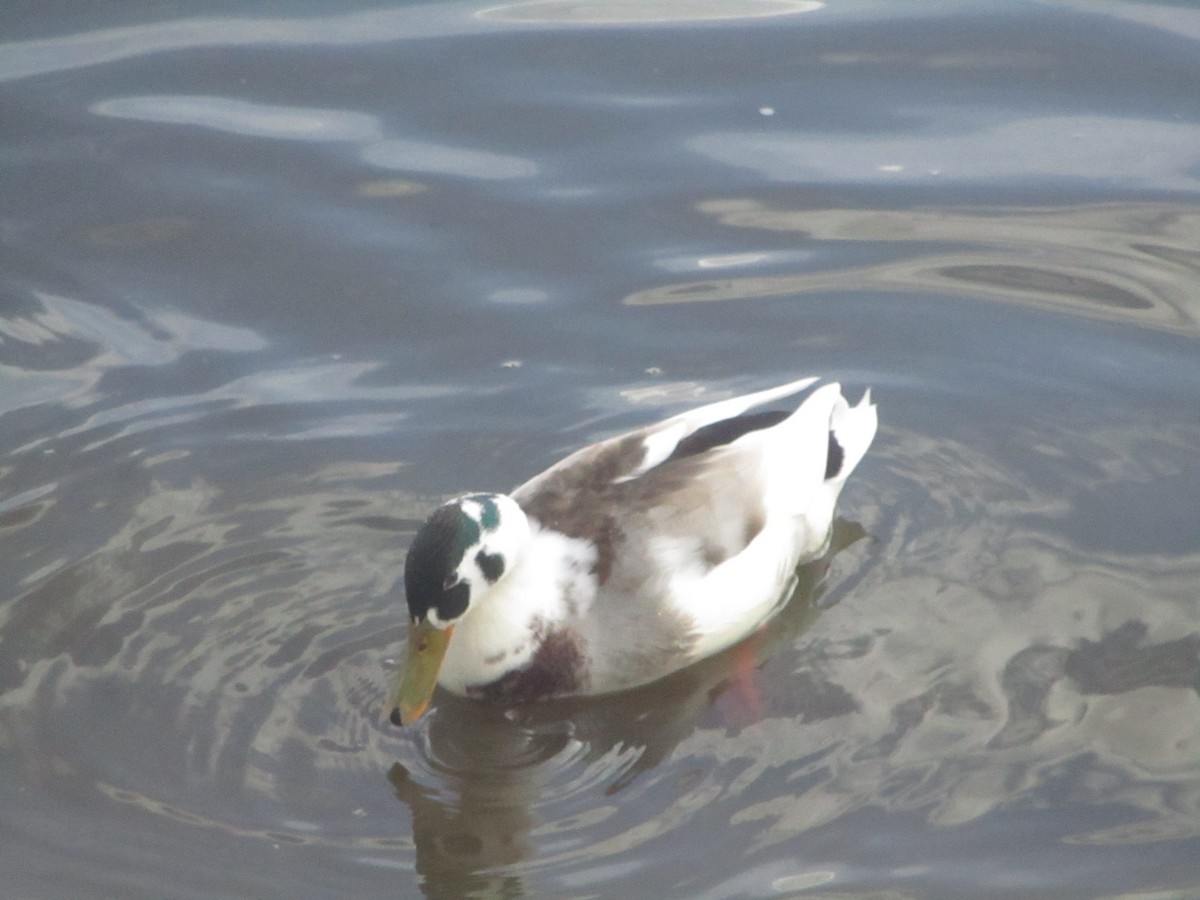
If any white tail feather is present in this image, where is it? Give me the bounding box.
[629,376,820,480]
[828,388,877,483]
[661,375,820,432]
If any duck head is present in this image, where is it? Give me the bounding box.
[388,493,529,725]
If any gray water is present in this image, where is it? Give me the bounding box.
[4,1,1200,897]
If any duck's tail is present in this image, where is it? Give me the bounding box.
[824,387,877,484]
[758,381,876,559]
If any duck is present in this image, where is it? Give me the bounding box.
[388,376,877,725]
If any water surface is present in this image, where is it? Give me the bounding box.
[4,1,1200,897]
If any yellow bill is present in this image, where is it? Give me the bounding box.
[388,620,454,726]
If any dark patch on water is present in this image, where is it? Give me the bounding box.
[1067,621,1200,695]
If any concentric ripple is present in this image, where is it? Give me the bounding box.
[7,373,1199,896]
[4,240,1200,894]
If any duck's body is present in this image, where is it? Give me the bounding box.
[390,377,877,724]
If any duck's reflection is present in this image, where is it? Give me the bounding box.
[387,519,869,897]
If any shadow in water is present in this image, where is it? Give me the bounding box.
[386,519,869,897]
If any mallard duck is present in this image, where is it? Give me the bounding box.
[389,377,877,725]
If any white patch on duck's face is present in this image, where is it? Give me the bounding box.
[424,493,530,629]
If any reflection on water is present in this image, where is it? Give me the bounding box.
[3,394,1200,895]
[0,0,822,83]
[0,443,855,886]
[627,201,1200,335]
[392,525,856,893]
[5,0,1200,895]
[689,115,1200,190]
[477,0,824,25]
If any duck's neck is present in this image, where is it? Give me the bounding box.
[437,523,598,695]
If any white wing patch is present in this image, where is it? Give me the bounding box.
[660,381,876,657]
[613,376,819,484]
[614,422,688,483]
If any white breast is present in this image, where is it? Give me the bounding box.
[437,525,598,694]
